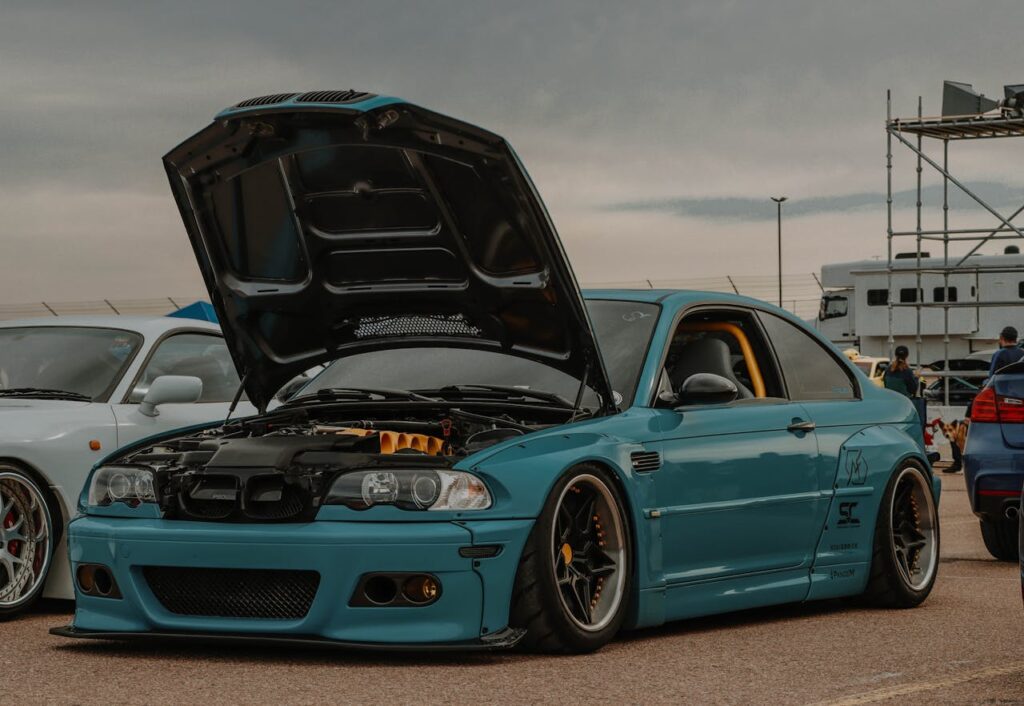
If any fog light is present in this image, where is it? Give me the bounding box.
[363,575,398,605]
[403,575,440,604]
[76,565,96,594]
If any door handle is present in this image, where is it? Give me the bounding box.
[787,420,816,433]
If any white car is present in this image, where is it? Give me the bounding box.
[0,316,255,617]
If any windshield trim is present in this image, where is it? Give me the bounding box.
[0,325,145,403]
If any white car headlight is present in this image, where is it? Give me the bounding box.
[325,469,491,511]
[88,466,157,507]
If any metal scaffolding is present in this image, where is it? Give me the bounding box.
[886,90,1024,405]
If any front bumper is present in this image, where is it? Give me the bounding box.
[59,515,533,648]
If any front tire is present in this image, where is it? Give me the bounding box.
[0,465,56,620]
[509,464,632,653]
[862,460,939,608]
[979,518,1019,561]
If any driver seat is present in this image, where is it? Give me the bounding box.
[668,337,754,399]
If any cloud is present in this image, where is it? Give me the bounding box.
[2,0,1024,302]
[609,181,1024,222]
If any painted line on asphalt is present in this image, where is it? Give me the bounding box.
[809,661,1024,705]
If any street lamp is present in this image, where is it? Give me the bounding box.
[770,196,787,307]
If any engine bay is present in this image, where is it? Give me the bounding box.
[110,405,549,522]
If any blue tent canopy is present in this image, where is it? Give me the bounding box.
[167,301,218,323]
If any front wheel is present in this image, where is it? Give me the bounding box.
[862,461,939,608]
[0,466,56,620]
[509,464,631,653]
[979,518,1019,561]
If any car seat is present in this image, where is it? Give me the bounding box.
[668,337,754,399]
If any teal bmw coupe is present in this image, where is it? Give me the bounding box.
[52,91,939,653]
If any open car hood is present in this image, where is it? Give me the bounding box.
[163,91,615,413]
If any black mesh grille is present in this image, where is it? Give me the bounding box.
[144,567,319,619]
[352,314,482,339]
[233,92,299,108]
[295,90,375,104]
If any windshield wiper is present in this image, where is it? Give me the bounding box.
[419,384,575,409]
[287,387,440,405]
[0,387,92,402]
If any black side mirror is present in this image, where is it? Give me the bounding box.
[677,373,738,406]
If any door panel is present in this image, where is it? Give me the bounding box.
[651,401,825,584]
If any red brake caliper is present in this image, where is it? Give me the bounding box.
[3,510,19,558]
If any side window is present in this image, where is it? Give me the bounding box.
[660,309,785,404]
[757,313,857,401]
[867,289,888,306]
[129,333,241,404]
[899,287,921,303]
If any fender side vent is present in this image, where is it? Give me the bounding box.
[631,451,661,472]
[233,92,299,108]
[295,90,376,104]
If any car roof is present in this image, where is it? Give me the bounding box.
[0,315,222,337]
[582,288,785,310]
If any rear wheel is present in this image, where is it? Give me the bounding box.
[979,518,1019,561]
[862,461,939,608]
[509,465,631,653]
[0,466,56,620]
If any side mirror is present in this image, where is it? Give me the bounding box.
[677,373,738,406]
[139,375,203,417]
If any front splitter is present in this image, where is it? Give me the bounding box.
[50,624,526,652]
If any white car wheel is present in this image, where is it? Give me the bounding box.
[0,466,55,618]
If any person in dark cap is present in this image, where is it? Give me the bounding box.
[989,326,1024,376]
[883,345,917,398]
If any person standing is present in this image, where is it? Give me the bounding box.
[989,326,1024,375]
[883,345,918,398]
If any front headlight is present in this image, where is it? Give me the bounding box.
[87,466,157,508]
[325,469,491,511]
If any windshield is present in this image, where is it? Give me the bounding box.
[0,326,142,401]
[819,295,848,321]
[301,300,660,408]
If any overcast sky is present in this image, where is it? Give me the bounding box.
[2,0,1024,304]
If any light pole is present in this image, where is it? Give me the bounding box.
[771,196,787,307]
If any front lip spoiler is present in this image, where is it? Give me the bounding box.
[49,624,526,652]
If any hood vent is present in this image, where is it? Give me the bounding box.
[295,90,375,104]
[233,92,299,108]
[630,451,661,472]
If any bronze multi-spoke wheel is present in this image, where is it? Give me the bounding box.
[511,465,631,653]
[0,466,55,619]
[862,460,939,608]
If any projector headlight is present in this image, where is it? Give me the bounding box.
[326,469,491,511]
[87,466,157,508]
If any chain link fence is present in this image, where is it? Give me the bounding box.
[0,274,824,323]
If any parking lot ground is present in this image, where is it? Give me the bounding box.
[4,469,1022,705]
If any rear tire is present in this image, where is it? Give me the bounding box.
[862,460,939,608]
[509,464,631,654]
[979,518,1019,561]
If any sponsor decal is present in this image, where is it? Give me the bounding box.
[837,501,860,527]
[829,542,858,551]
[830,568,856,579]
[844,449,868,486]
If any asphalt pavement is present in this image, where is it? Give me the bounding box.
[4,470,1022,705]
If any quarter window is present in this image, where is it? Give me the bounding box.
[129,333,241,403]
[757,313,856,401]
